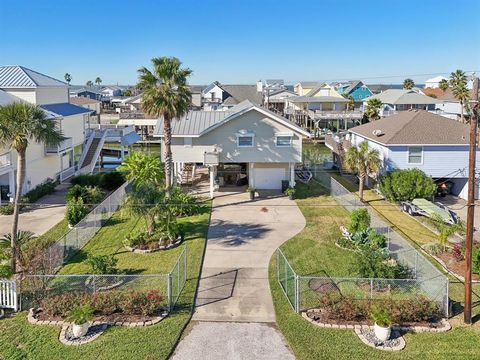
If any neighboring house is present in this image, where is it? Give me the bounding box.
[0,65,93,202]
[264,89,296,113]
[101,85,123,98]
[201,82,263,111]
[294,81,323,96]
[326,110,478,200]
[367,84,403,94]
[335,80,373,105]
[70,96,101,117]
[70,87,104,101]
[153,100,310,197]
[286,82,348,112]
[189,85,204,109]
[420,87,466,121]
[424,76,448,89]
[362,89,439,116]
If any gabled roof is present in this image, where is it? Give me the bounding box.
[349,110,469,145]
[287,95,349,103]
[0,65,67,88]
[41,103,93,117]
[70,97,101,105]
[421,88,460,102]
[305,82,330,97]
[363,89,439,105]
[220,84,263,106]
[295,81,322,88]
[71,87,104,96]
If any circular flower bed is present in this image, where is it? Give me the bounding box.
[124,235,183,254]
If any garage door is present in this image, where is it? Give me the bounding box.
[253,168,286,190]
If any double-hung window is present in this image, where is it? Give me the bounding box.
[407,146,423,164]
[237,132,254,147]
[275,133,293,147]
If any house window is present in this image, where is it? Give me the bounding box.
[237,134,254,147]
[408,146,423,164]
[275,134,293,147]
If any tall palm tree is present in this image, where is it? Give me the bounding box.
[137,57,192,196]
[64,73,72,85]
[403,78,415,90]
[86,80,93,87]
[95,77,102,87]
[439,79,449,92]
[344,141,381,202]
[0,103,64,273]
[342,93,355,111]
[450,70,470,123]
[364,98,383,121]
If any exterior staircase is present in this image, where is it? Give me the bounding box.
[78,130,107,173]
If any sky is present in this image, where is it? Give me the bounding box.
[1,0,479,86]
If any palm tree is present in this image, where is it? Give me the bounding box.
[95,77,102,87]
[450,70,470,123]
[118,152,164,187]
[342,93,355,111]
[403,78,415,90]
[344,141,381,202]
[137,57,192,196]
[439,79,449,92]
[0,103,64,273]
[431,214,464,251]
[364,98,383,121]
[64,73,72,85]
[86,80,93,87]
[0,230,37,275]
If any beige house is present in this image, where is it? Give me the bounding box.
[153,101,310,198]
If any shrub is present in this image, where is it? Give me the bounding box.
[70,173,103,187]
[367,229,387,249]
[41,292,88,317]
[0,264,13,278]
[65,198,89,226]
[85,254,118,274]
[66,184,89,202]
[347,208,371,234]
[370,305,392,327]
[99,171,125,191]
[379,169,436,202]
[424,243,444,256]
[169,187,203,217]
[119,290,163,316]
[0,203,14,215]
[22,179,57,203]
[123,230,148,248]
[353,247,412,279]
[452,243,464,261]
[66,304,94,325]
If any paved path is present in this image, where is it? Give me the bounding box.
[193,189,306,322]
[0,183,69,236]
[171,322,295,360]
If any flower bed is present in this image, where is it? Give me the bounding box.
[124,236,183,254]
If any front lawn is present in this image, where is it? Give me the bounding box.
[270,181,480,359]
[0,205,211,360]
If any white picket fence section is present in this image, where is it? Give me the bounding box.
[0,280,17,311]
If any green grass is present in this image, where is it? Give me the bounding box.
[271,179,480,359]
[0,205,211,360]
[30,219,69,249]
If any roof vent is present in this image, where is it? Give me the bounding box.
[372,129,384,137]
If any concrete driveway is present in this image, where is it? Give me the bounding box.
[441,195,480,242]
[193,188,306,323]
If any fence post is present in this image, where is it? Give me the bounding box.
[295,275,300,313]
[184,247,187,283]
[414,252,418,278]
[276,250,279,283]
[167,273,172,312]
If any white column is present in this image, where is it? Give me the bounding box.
[209,166,215,199]
[290,163,295,187]
[8,170,15,203]
[249,163,255,188]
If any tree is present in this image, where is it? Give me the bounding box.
[342,93,355,111]
[403,78,415,90]
[0,230,36,275]
[86,80,93,87]
[117,151,164,187]
[0,103,64,273]
[137,57,192,196]
[439,79,449,92]
[450,69,469,123]
[64,73,72,85]
[431,214,464,251]
[95,77,102,87]
[344,141,381,202]
[123,89,133,97]
[364,98,383,121]
[379,169,436,202]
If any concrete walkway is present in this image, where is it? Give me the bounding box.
[0,183,69,236]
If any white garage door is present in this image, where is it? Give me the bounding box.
[253,168,286,190]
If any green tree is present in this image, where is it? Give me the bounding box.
[342,93,355,111]
[117,152,164,187]
[137,57,192,196]
[0,230,36,276]
[64,73,72,85]
[344,141,381,202]
[86,80,93,87]
[0,103,64,273]
[403,78,415,90]
[431,214,464,251]
[364,98,383,121]
[95,77,102,87]
[439,79,449,92]
[379,169,436,202]
[123,89,133,97]
[450,69,470,123]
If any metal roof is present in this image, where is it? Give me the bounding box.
[287,95,349,103]
[0,65,67,88]
[364,89,439,105]
[41,103,93,117]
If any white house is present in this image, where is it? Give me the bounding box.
[201,82,263,111]
[326,110,479,200]
[153,100,310,198]
[424,76,448,89]
[362,89,439,116]
[0,65,94,203]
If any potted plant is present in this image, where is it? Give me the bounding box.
[246,186,255,200]
[284,187,296,200]
[66,304,94,338]
[370,305,392,342]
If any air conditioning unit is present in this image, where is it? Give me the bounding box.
[372,129,384,137]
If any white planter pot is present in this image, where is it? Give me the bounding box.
[374,323,391,342]
[71,322,89,338]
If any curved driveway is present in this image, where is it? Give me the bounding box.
[193,189,306,323]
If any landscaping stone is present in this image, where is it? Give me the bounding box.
[355,328,406,351]
[59,324,108,346]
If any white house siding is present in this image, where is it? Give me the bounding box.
[250,162,289,189]
[4,89,36,104]
[35,87,69,105]
[61,114,86,148]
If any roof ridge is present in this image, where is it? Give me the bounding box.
[17,66,38,86]
[19,65,67,86]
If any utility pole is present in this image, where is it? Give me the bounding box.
[464,75,479,324]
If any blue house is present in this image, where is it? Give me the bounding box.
[335,80,373,104]
[70,88,104,101]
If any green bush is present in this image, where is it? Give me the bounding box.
[70,173,103,187]
[66,184,89,202]
[66,304,94,325]
[123,230,148,248]
[347,208,371,234]
[350,229,386,250]
[65,198,89,226]
[379,169,436,202]
[0,264,13,278]
[22,178,57,203]
[169,186,203,217]
[473,246,480,275]
[353,247,411,279]
[85,254,118,274]
[99,171,125,191]
[0,203,14,215]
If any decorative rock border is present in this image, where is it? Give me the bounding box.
[428,253,480,284]
[28,308,168,328]
[355,327,406,351]
[124,237,183,254]
[59,324,108,346]
[302,310,451,333]
[84,276,125,291]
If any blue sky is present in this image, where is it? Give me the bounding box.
[1,0,479,85]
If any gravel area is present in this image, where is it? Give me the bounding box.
[172,322,295,360]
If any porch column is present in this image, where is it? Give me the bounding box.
[209,166,215,199]
[289,163,295,187]
[249,163,255,188]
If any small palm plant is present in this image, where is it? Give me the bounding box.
[431,214,464,251]
[364,98,383,121]
[117,152,164,187]
[0,230,37,275]
[403,78,415,90]
[344,142,381,202]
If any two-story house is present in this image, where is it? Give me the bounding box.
[153,100,310,198]
[201,82,263,111]
[0,65,93,203]
[335,80,373,106]
[326,110,478,200]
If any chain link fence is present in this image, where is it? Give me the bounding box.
[168,247,188,310]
